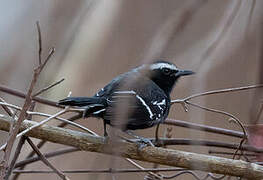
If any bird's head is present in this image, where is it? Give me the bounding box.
[140,60,194,95]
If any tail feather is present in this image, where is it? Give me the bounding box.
[58,97,107,107]
[58,96,107,117]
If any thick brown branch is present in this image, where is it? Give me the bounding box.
[0,115,262,179]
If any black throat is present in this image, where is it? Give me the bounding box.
[150,76,178,96]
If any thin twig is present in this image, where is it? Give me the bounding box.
[0,21,55,179]
[39,47,55,71]
[0,98,15,117]
[0,84,59,107]
[171,84,263,104]
[255,103,263,124]
[185,101,246,137]
[164,118,243,138]
[9,169,227,180]
[0,102,93,134]
[26,137,69,180]
[25,101,35,120]
[0,108,68,151]
[163,170,225,180]
[33,78,65,97]
[36,21,42,65]
[5,136,26,180]
[28,111,97,135]
[126,158,162,179]
[11,102,36,180]
[14,147,79,168]
[0,56,42,178]
[12,113,82,180]
[185,101,247,159]
[12,168,185,174]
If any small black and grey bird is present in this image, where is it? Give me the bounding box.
[58,60,194,139]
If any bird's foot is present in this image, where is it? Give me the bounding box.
[153,138,164,147]
[136,137,155,149]
[102,135,109,144]
[125,131,154,149]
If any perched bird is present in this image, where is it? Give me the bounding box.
[58,60,194,140]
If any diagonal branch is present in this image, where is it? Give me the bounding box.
[26,137,69,180]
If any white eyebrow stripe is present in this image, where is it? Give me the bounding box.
[150,63,177,70]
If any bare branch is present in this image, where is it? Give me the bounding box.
[33,78,65,97]
[0,116,262,179]
[0,102,94,135]
[0,98,15,117]
[5,136,26,180]
[12,168,185,174]
[0,84,59,107]
[0,108,67,151]
[185,101,247,160]
[126,158,162,179]
[26,137,69,180]
[14,147,79,168]
[171,84,263,104]
[12,113,82,180]
[164,118,243,138]
[36,21,42,65]
[0,53,44,177]
[39,47,55,72]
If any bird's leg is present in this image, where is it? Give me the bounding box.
[154,123,160,145]
[126,130,154,148]
[154,124,164,147]
[103,120,108,137]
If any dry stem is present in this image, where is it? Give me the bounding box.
[0,116,262,179]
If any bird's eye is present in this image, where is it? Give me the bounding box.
[162,68,170,75]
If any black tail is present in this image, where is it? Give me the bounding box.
[58,97,107,107]
[58,96,107,117]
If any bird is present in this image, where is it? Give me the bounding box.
[58,60,194,141]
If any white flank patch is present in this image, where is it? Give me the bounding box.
[135,94,154,119]
[93,109,106,115]
[114,90,154,119]
[150,63,177,70]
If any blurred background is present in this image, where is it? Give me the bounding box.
[0,0,262,179]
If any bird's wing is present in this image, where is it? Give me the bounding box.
[94,73,128,97]
[103,84,169,130]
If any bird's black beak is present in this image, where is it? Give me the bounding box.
[175,69,195,76]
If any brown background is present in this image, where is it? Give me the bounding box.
[0,0,262,179]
